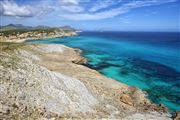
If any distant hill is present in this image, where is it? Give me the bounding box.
[0,24,77,31]
[0,24,32,30]
[59,25,76,31]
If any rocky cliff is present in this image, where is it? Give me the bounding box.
[0,27,77,42]
[0,43,172,119]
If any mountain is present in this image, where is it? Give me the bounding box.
[0,24,77,31]
[0,24,32,30]
[59,25,76,31]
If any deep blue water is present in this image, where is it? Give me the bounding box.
[27,32,180,111]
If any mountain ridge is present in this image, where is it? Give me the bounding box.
[0,24,77,31]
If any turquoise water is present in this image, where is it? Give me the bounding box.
[28,32,180,111]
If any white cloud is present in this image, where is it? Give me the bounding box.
[0,0,35,17]
[59,0,178,20]
[59,8,128,20]
[0,0,178,20]
[58,0,90,13]
[89,0,122,12]
[60,5,84,13]
[0,0,54,17]
[59,0,90,5]
[60,0,80,5]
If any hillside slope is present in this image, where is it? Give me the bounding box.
[0,43,172,119]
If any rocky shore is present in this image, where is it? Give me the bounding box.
[0,42,174,119]
[0,28,77,43]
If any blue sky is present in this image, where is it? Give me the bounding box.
[0,0,179,31]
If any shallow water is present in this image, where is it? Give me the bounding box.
[28,32,180,111]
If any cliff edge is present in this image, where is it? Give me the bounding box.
[0,43,172,119]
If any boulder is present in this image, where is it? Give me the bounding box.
[173,112,180,120]
[120,94,133,106]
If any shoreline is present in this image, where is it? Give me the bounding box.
[0,35,77,43]
[24,36,178,112]
[0,28,78,43]
[0,41,175,119]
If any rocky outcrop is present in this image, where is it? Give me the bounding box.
[0,29,77,42]
[120,94,134,106]
[173,112,180,120]
[0,43,173,119]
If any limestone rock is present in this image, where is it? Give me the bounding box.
[124,112,172,120]
[0,43,173,119]
[120,94,133,106]
[173,112,180,120]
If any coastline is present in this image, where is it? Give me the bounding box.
[0,28,78,43]
[0,40,175,119]
[1,35,76,43]
[0,0,178,118]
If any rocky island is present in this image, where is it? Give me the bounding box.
[0,25,178,119]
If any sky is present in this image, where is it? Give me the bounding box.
[0,0,179,32]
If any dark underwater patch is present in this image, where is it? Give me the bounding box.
[131,58,180,82]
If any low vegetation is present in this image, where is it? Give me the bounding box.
[0,28,77,42]
[0,28,75,36]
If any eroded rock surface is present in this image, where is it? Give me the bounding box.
[173,112,180,120]
[0,43,173,119]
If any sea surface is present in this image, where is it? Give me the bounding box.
[28,32,180,111]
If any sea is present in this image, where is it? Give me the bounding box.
[27,31,180,111]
